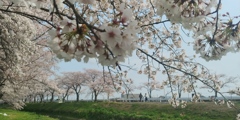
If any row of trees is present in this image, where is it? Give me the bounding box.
[0,10,58,109]
[26,68,238,103]
[57,69,115,102]
[27,69,126,102]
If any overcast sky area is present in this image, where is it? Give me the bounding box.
[57,1,240,100]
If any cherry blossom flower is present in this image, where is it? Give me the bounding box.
[100,26,122,47]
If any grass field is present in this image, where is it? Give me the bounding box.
[0,108,57,120]
[20,101,240,120]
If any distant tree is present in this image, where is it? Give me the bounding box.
[84,69,106,101]
[201,74,238,97]
[45,80,61,102]
[60,72,86,101]
[140,80,161,98]
[57,77,74,102]
[171,75,196,98]
[101,73,116,101]
[121,78,136,101]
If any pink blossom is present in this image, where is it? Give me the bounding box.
[100,26,122,47]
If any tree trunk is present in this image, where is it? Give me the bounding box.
[126,90,129,100]
[94,91,98,102]
[50,92,54,102]
[62,97,65,102]
[178,93,181,98]
[62,93,66,102]
[214,90,218,97]
[63,88,70,102]
[178,84,182,98]
[46,94,49,101]
[40,94,44,103]
[76,93,79,102]
[29,95,32,102]
[91,92,94,101]
[0,93,3,99]
[94,94,97,102]
[149,90,152,98]
[33,96,36,103]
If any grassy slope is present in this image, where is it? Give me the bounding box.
[22,102,239,120]
[0,108,57,120]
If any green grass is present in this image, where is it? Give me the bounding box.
[21,101,240,120]
[0,108,57,120]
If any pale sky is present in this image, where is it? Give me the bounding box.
[57,1,240,100]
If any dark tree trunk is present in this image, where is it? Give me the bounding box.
[94,94,97,102]
[76,93,79,102]
[40,94,44,103]
[62,88,70,102]
[62,97,65,102]
[94,90,98,102]
[33,96,36,103]
[0,93,3,99]
[62,93,66,102]
[178,84,182,98]
[214,90,218,97]
[178,93,181,98]
[50,92,54,102]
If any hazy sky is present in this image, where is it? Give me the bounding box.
[57,1,240,100]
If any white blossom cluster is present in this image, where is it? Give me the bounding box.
[0,4,57,109]
[153,0,240,60]
[237,113,240,120]
[168,98,180,108]
[1,0,239,63]
[47,3,139,67]
[168,93,188,108]
[113,71,134,93]
[0,11,37,109]
[155,0,217,24]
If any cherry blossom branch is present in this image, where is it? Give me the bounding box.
[0,8,56,28]
[137,48,234,103]
[141,19,170,27]
[40,8,74,20]
[212,0,221,40]
[163,65,177,105]
[52,0,63,20]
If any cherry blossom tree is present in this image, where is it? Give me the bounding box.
[25,81,48,103]
[60,72,86,101]
[84,69,106,101]
[0,11,36,109]
[57,76,75,102]
[100,72,116,101]
[0,32,57,108]
[0,8,57,108]
[45,79,61,102]
[140,80,161,98]
[115,71,136,101]
[201,74,238,98]
[167,75,196,98]
[103,85,116,101]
